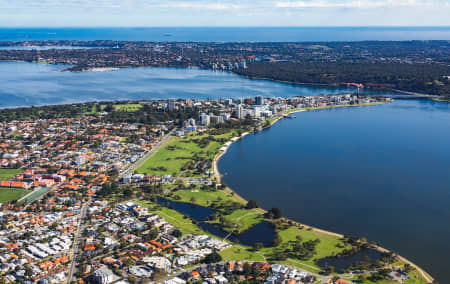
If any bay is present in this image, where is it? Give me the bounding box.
[218,99,450,281]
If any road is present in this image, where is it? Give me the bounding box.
[66,201,90,284]
[119,128,176,178]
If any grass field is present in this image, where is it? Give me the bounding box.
[220,208,265,233]
[136,131,238,177]
[219,223,350,271]
[171,187,246,207]
[114,104,143,112]
[344,270,428,284]
[0,188,30,203]
[0,169,22,181]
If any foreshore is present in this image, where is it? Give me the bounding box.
[212,101,434,283]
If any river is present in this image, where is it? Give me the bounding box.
[218,99,450,281]
[0,61,395,108]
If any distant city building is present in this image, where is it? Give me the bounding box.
[255,96,264,105]
[235,104,244,119]
[199,113,210,126]
[93,267,118,284]
[220,113,231,121]
[168,99,176,111]
[210,115,224,124]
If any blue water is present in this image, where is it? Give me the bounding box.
[0,61,396,108]
[0,46,99,50]
[1,27,450,42]
[317,249,383,273]
[157,198,215,222]
[157,198,276,247]
[218,99,450,281]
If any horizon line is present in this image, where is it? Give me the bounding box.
[1,25,450,28]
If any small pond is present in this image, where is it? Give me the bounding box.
[157,198,276,247]
[317,249,384,273]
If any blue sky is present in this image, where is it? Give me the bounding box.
[1,0,450,27]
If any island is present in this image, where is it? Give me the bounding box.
[0,94,435,284]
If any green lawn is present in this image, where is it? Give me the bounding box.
[266,116,281,125]
[137,131,238,177]
[0,188,30,203]
[220,222,351,272]
[265,226,349,267]
[114,104,143,112]
[171,187,246,207]
[346,270,428,284]
[0,169,22,181]
[220,246,266,262]
[220,208,265,233]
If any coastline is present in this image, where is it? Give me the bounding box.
[212,101,434,283]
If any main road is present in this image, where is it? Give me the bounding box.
[66,201,90,284]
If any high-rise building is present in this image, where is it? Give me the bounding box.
[255,96,264,105]
[199,113,210,126]
[236,104,244,119]
[168,100,176,111]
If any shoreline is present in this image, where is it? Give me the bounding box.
[212,102,434,283]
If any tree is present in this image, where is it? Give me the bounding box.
[202,251,222,264]
[246,200,258,209]
[403,263,413,273]
[123,188,133,198]
[268,207,282,219]
[172,229,182,238]
[273,248,288,261]
[253,242,263,250]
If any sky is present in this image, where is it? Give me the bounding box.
[1,0,450,27]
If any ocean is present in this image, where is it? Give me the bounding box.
[1,27,450,42]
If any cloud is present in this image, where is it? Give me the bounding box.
[275,0,435,9]
[160,2,240,10]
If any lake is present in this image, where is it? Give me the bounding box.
[1,27,450,42]
[0,61,394,108]
[218,99,450,281]
[157,198,276,247]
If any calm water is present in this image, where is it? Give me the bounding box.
[1,27,450,42]
[317,249,383,273]
[0,61,394,108]
[157,198,276,246]
[219,99,450,281]
[0,46,99,50]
